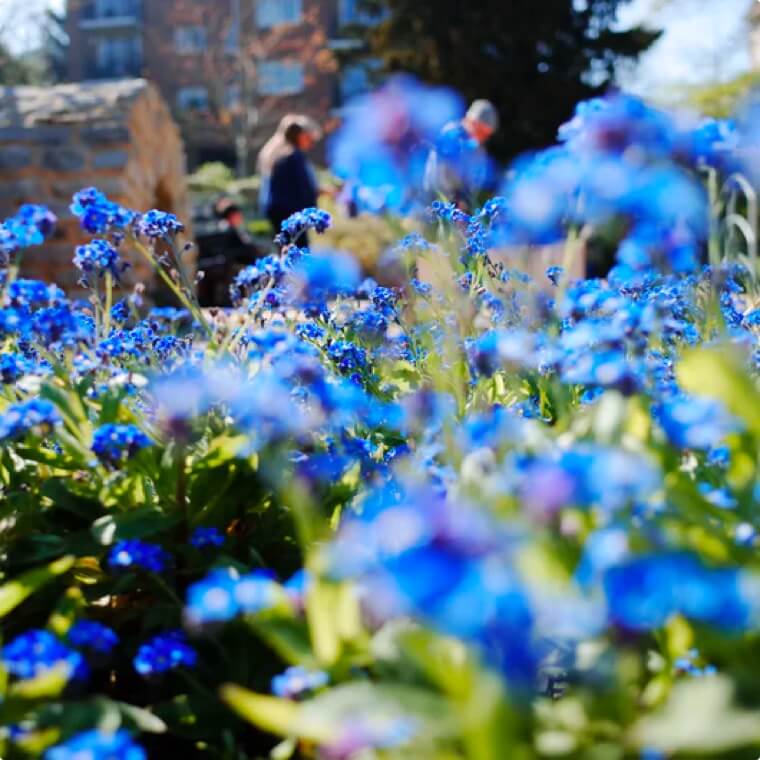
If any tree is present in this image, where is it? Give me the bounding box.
[347,0,660,161]
[0,0,68,85]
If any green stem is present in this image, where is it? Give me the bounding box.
[175,443,188,526]
[103,271,113,337]
[129,237,214,340]
[149,571,184,607]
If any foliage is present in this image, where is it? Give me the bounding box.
[342,0,661,161]
[686,72,760,119]
[2,83,760,760]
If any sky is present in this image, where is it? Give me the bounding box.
[616,0,753,97]
[1,0,754,97]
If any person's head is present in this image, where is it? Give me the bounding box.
[284,116,322,152]
[464,99,499,144]
[214,197,244,226]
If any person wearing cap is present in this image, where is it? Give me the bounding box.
[423,99,500,210]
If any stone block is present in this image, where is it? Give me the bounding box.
[0,146,33,169]
[43,148,86,172]
[0,126,72,145]
[51,178,126,199]
[81,124,130,144]
[92,150,130,170]
[0,178,41,199]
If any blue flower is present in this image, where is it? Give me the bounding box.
[73,239,126,281]
[296,321,326,341]
[348,309,388,341]
[45,730,145,760]
[0,205,57,260]
[329,74,462,213]
[327,340,368,374]
[92,424,152,466]
[0,399,61,442]
[271,666,328,699]
[111,300,130,323]
[656,396,741,450]
[133,630,197,676]
[370,286,399,316]
[516,445,661,517]
[185,568,280,625]
[0,352,29,384]
[135,209,185,239]
[190,526,225,549]
[70,187,134,234]
[287,250,360,304]
[8,278,64,308]
[275,207,331,245]
[67,621,119,654]
[604,553,752,631]
[108,540,169,573]
[2,629,88,681]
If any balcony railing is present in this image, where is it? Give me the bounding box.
[79,0,142,29]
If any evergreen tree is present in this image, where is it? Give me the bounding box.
[348,0,660,161]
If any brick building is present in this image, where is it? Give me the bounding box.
[65,0,374,169]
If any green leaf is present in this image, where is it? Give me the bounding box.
[677,347,760,436]
[0,555,74,619]
[220,685,306,739]
[222,681,454,746]
[248,618,316,666]
[304,581,364,667]
[630,675,760,753]
[91,510,179,546]
[117,702,168,734]
[8,664,70,701]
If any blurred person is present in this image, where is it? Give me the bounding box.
[197,197,261,306]
[424,99,500,210]
[257,114,300,217]
[257,115,322,242]
[214,196,259,259]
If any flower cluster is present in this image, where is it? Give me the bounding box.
[133,631,197,676]
[92,423,153,466]
[70,187,134,234]
[135,209,185,239]
[45,730,145,760]
[271,666,329,699]
[73,238,128,283]
[3,82,760,760]
[2,630,88,681]
[274,207,332,245]
[66,621,120,654]
[0,204,57,264]
[0,399,62,442]
[185,568,281,625]
[108,539,169,573]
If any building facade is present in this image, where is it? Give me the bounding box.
[65,0,372,169]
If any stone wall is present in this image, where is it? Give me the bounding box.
[0,79,191,292]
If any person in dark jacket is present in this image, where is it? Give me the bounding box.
[262,119,321,244]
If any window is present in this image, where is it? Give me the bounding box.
[340,63,370,102]
[175,26,207,54]
[176,87,210,112]
[257,60,304,96]
[94,0,136,18]
[95,36,141,76]
[255,0,302,29]
[225,19,240,54]
[338,0,378,26]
